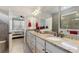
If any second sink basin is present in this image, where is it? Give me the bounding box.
[46,37,62,41]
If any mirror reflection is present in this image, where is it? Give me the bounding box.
[60,6,79,29]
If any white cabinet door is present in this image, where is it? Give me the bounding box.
[36,44,45,53]
[27,31,36,53]
[27,31,31,40]
[30,34,36,53]
[46,42,68,53]
[36,37,45,53]
[26,31,31,45]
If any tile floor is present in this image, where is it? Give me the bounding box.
[11,38,31,53]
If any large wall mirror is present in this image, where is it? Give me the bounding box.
[60,6,79,29]
[40,19,46,26]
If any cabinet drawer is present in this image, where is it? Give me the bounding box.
[36,37,45,47]
[27,32,31,39]
[36,42,44,49]
[27,39,31,46]
[36,48,45,53]
[36,44,45,53]
[31,39,35,46]
[46,42,68,53]
[31,36,35,42]
[30,43,36,53]
[27,32,30,36]
[31,47,36,53]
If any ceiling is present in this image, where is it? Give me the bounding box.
[0,6,59,20]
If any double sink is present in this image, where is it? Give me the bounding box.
[35,30,79,51]
[46,35,78,51]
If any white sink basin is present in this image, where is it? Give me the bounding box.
[61,42,78,50]
[46,37,62,41]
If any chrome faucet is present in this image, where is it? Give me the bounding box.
[58,31,64,38]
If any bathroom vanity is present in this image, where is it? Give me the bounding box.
[25,30,79,53]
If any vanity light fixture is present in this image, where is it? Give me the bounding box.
[32,7,41,16]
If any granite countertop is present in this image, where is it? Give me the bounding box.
[28,31,79,53]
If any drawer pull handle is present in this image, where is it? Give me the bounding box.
[45,52,48,53]
[42,49,45,51]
